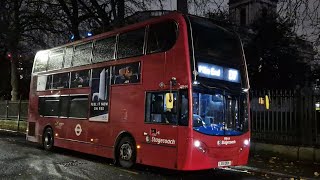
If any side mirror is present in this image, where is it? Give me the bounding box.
[165,93,174,109]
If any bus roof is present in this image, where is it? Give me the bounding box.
[40,11,185,52]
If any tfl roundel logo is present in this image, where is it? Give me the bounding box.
[75,124,82,136]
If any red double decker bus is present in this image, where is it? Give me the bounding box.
[27,12,250,170]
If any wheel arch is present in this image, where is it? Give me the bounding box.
[42,124,54,150]
[113,131,136,164]
[42,124,53,136]
[41,124,53,138]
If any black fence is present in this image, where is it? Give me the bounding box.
[250,88,320,146]
[0,100,28,121]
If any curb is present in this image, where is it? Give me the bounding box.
[0,129,26,136]
[251,142,320,163]
[231,166,316,180]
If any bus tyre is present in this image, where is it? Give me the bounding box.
[117,137,136,168]
[43,127,54,151]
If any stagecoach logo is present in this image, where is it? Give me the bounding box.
[151,137,176,145]
[54,121,64,129]
[75,124,82,136]
[145,135,151,143]
[217,137,236,146]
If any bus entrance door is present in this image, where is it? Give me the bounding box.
[140,124,178,169]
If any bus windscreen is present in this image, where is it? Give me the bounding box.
[192,91,249,136]
[190,17,242,63]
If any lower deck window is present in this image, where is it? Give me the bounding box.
[145,92,178,124]
[38,95,88,119]
[39,97,59,116]
[69,96,88,118]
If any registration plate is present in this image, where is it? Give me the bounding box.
[218,161,232,167]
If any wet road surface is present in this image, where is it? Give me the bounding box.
[0,131,304,180]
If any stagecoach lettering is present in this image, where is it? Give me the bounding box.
[151,137,176,145]
[54,121,64,129]
[217,139,236,146]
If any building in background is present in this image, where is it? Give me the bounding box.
[229,0,278,26]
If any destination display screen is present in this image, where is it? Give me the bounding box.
[197,62,240,83]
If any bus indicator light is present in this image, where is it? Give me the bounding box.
[243,139,250,146]
[194,140,207,153]
[194,140,201,147]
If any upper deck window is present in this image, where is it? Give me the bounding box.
[73,42,92,67]
[48,49,64,70]
[117,28,145,59]
[52,73,70,89]
[190,17,242,63]
[70,70,90,88]
[93,36,116,63]
[64,46,73,68]
[147,21,178,54]
[33,51,49,73]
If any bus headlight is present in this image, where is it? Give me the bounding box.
[243,139,250,146]
[194,140,208,153]
[194,140,201,147]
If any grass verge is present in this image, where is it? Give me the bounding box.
[0,119,27,133]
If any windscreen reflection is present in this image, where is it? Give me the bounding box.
[192,92,248,136]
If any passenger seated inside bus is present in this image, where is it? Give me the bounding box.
[150,93,177,124]
[71,71,89,88]
[151,95,164,122]
[73,72,84,87]
[115,66,139,84]
[163,109,177,124]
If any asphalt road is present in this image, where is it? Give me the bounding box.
[0,131,279,180]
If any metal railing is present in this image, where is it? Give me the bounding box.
[0,100,28,121]
[250,89,320,146]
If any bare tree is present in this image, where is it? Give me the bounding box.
[53,0,152,38]
[0,0,59,100]
[188,0,228,17]
[277,0,320,45]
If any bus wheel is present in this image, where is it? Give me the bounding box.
[117,137,136,168]
[43,127,54,151]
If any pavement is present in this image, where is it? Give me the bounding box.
[234,151,320,179]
